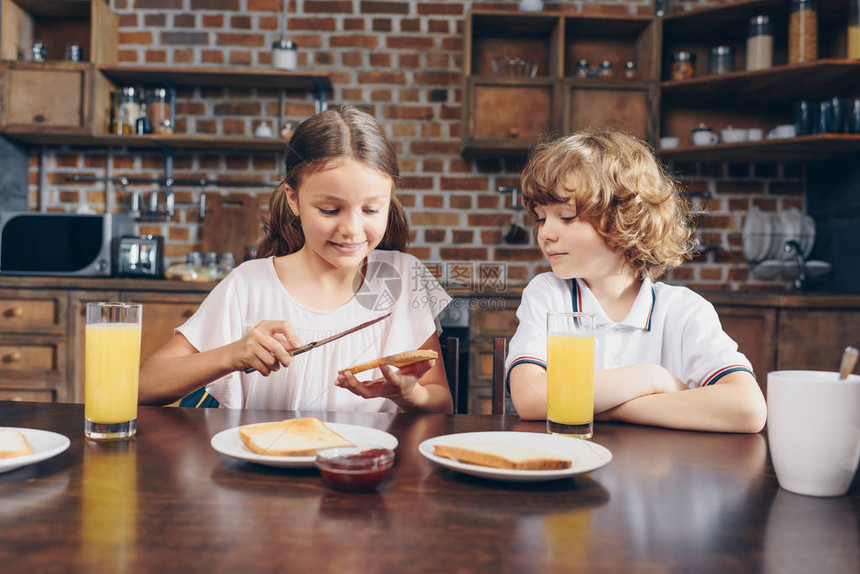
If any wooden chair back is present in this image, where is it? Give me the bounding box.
[492,337,508,415]
[443,336,465,413]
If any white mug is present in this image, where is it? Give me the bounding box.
[747,128,763,141]
[767,124,796,139]
[690,129,718,146]
[659,136,679,149]
[767,370,860,497]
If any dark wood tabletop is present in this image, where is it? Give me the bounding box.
[1,402,858,573]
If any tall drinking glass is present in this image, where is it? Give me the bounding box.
[546,312,596,438]
[85,303,142,441]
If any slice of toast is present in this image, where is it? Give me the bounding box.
[339,349,438,376]
[238,417,353,457]
[433,441,572,471]
[0,429,34,459]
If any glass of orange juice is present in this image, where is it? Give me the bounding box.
[85,302,142,441]
[546,312,596,438]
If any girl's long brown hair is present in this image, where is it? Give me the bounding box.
[257,105,409,258]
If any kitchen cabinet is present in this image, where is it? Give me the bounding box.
[0,0,116,134]
[713,304,777,385]
[0,277,210,403]
[461,9,658,156]
[658,0,860,162]
[0,288,68,402]
[776,308,860,371]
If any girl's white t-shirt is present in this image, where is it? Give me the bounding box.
[177,250,451,411]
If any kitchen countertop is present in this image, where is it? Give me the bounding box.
[2,276,860,308]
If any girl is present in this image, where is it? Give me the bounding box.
[507,130,767,433]
[140,106,452,413]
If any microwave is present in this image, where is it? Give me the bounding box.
[0,212,134,276]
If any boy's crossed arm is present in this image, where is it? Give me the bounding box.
[510,363,766,433]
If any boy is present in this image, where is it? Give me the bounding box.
[507,131,767,433]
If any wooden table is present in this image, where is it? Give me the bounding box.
[1,402,858,573]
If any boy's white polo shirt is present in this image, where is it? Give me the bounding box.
[506,273,754,389]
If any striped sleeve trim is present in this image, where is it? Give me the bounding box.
[703,365,756,386]
[505,357,548,393]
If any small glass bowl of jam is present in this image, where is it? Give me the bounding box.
[315,446,395,492]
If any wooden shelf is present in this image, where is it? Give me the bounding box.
[661,60,860,103]
[98,65,332,92]
[657,134,860,163]
[0,130,288,152]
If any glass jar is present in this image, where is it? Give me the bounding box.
[575,59,590,79]
[849,0,860,59]
[31,40,46,62]
[203,252,219,281]
[596,60,614,79]
[670,51,696,81]
[148,88,173,135]
[746,15,773,71]
[708,46,734,75]
[623,61,636,80]
[789,0,818,64]
[217,252,235,279]
[272,38,298,70]
[115,87,141,136]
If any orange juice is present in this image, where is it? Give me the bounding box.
[85,323,141,424]
[547,334,595,428]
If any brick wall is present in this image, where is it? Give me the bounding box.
[30,0,799,291]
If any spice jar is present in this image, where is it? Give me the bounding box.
[574,59,590,79]
[789,0,818,64]
[670,51,696,81]
[115,87,141,136]
[596,60,614,79]
[850,0,860,59]
[746,15,773,71]
[623,61,636,80]
[148,88,173,135]
[708,46,734,75]
[272,39,298,70]
[31,41,46,62]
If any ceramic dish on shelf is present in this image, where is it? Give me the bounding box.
[800,214,816,259]
[742,207,762,262]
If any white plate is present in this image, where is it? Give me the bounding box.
[801,214,816,259]
[419,431,612,482]
[742,207,761,262]
[0,427,71,474]
[210,421,398,468]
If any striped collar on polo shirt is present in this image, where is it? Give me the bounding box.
[570,277,657,332]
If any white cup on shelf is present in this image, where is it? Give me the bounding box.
[659,136,680,149]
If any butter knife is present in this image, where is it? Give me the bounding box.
[243,312,392,373]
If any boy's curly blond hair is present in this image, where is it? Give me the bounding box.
[520,130,696,280]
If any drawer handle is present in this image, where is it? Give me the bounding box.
[183,309,194,318]
[4,306,24,318]
[4,352,22,363]
[508,128,520,139]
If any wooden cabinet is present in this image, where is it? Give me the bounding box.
[462,10,658,156]
[0,0,116,134]
[658,0,860,163]
[0,278,209,403]
[713,305,777,388]
[776,308,860,371]
[0,61,111,133]
[0,288,69,402]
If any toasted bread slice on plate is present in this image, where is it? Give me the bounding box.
[0,429,34,459]
[433,441,572,471]
[238,417,354,457]
[339,349,438,376]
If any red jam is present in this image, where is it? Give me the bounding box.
[315,446,394,492]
